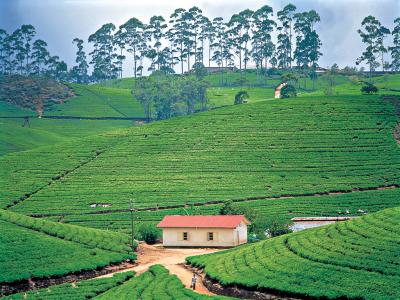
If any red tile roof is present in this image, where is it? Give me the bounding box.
[157,215,250,229]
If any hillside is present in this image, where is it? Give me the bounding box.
[2,272,134,300]
[0,84,144,155]
[94,265,232,300]
[187,207,400,299]
[0,93,399,231]
[0,209,135,286]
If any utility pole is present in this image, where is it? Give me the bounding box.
[129,198,135,254]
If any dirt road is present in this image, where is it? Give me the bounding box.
[97,243,221,296]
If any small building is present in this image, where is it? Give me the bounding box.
[157,215,250,248]
[275,82,287,98]
[290,216,356,232]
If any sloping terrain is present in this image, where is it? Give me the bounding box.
[94,265,232,300]
[2,272,134,300]
[1,94,399,218]
[0,84,144,155]
[0,209,135,285]
[187,207,400,300]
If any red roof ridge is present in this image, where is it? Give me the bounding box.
[157,215,250,229]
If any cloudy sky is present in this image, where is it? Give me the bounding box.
[0,0,398,77]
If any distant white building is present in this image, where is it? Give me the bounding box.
[157,215,251,248]
[290,216,356,232]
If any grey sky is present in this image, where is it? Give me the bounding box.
[0,0,399,77]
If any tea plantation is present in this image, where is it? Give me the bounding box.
[94,265,233,300]
[187,207,400,300]
[0,209,135,284]
[2,94,399,219]
[2,272,134,300]
[0,84,144,155]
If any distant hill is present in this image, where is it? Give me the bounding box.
[0,75,73,114]
[187,206,400,300]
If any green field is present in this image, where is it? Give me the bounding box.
[94,265,232,300]
[1,94,399,217]
[2,272,134,300]
[0,84,145,155]
[187,207,400,299]
[0,209,135,284]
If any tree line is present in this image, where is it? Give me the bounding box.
[0,6,399,83]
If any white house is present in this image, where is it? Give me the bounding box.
[157,215,251,248]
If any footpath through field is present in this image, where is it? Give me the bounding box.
[96,243,221,296]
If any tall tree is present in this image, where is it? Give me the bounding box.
[357,16,389,74]
[389,18,400,71]
[276,4,296,69]
[113,28,127,79]
[146,16,167,71]
[119,18,147,78]
[252,5,276,73]
[228,9,254,70]
[88,23,118,81]
[169,8,187,74]
[31,39,50,75]
[294,10,322,69]
[0,29,8,74]
[71,38,89,83]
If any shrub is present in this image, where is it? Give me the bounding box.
[280,84,297,98]
[137,223,161,244]
[361,82,378,94]
[234,91,249,105]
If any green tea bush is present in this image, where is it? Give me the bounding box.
[187,207,400,300]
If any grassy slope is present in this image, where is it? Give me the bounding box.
[94,265,233,300]
[0,209,134,284]
[2,272,134,300]
[187,207,400,300]
[0,84,144,155]
[0,93,399,221]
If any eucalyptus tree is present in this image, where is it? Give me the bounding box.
[30,39,50,75]
[71,38,89,83]
[182,10,195,72]
[293,10,322,69]
[198,15,212,65]
[251,5,276,73]
[114,28,127,78]
[228,9,254,70]
[17,25,36,74]
[119,17,146,78]
[188,7,204,64]
[169,8,187,74]
[390,18,400,71]
[357,16,389,74]
[0,29,8,74]
[204,18,216,68]
[147,16,168,71]
[276,4,296,69]
[88,23,118,81]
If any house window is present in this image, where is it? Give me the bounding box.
[207,232,214,241]
[183,232,189,241]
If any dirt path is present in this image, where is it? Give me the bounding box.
[96,243,221,296]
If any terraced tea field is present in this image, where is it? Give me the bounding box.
[187,207,400,300]
[0,209,135,285]
[94,265,232,300]
[1,94,399,219]
[0,84,144,155]
[2,272,134,299]
[52,188,400,233]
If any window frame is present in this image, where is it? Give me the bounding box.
[207,232,214,241]
[183,232,189,241]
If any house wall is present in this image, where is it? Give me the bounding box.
[162,226,247,247]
